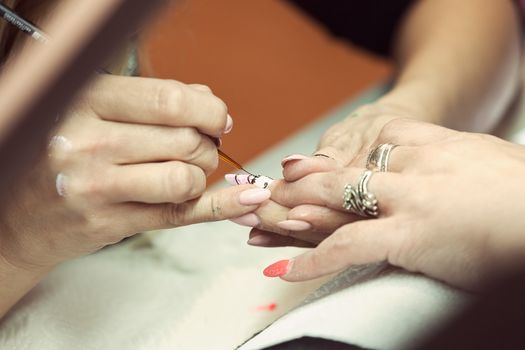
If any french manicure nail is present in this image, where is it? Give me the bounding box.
[239,188,271,205]
[263,259,291,277]
[277,220,312,231]
[224,114,233,134]
[281,154,308,167]
[230,213,260,227]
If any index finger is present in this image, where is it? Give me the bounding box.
[87,75,230,137]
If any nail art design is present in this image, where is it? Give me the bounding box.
[225,173,273,189]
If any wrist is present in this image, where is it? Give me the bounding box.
[0,249,51,319]
[377,80,453,126]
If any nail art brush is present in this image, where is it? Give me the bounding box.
[0,5,249,177]
[218,149,254,175]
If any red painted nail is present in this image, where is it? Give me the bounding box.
[263,259,291,277]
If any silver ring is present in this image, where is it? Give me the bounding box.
[366,143,397,172]
[342,170,379,217]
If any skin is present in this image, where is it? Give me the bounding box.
[0,75,270,318]
[305,0,521,167]
[262,119,525,291]
[241,0,522,244]
[228,0,523,290]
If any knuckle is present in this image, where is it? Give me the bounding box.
[164,165,205,202]
[178,127,202,153]
[188,139,218,175]
[73,138,106,157]
[191,84,212,93]
[68,177,105,202]
[377,118,410,142]
[155,81,185,118]
[208,97,228,131]
[328,230,350,254]
[162,203,188,226]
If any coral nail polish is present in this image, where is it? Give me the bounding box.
[263,259,291,277]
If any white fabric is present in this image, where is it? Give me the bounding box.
[240,265,468,350]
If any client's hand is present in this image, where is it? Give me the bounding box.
[292,102,416,167]
[0,75,270,270]
[262,119,525,291]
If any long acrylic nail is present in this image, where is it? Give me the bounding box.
[247,234,273,246]
[239,188,271,205]
[263,259,291,277]
[281,154,308,167]
[230,213,260,227]
[224,114,233,134]
[277,220,311,231]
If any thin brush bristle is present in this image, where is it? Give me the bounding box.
[218,150,252,174]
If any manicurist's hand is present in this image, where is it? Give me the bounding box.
[261,119,525,291]
[0,75,271,303]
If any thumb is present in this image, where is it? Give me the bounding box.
[262,219,397,281]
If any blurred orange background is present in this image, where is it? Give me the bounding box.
[139,0,392,183]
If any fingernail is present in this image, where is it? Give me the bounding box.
[247,235,273,246]
[277,220,311,231]
[225,174,274,189]
[224,114,233,134]
[263,259,291,277]
[239,188,271,205]
[225,173,243,185]
[211,137,222,147]
[230,213,260,227]
[281,154,308,167]
[55,173,67,197]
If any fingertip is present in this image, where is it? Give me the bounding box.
[281,154,309,167]
[224,114,233,134]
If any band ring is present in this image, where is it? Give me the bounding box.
[366,143,397,172]
[342,170,379,217]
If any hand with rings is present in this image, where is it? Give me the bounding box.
[242,119,525,291]
[0,75,272,274]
